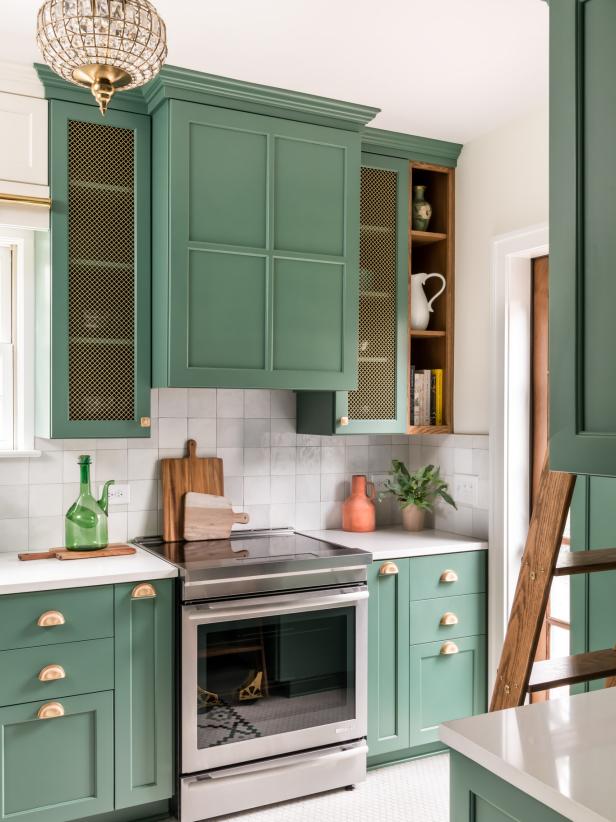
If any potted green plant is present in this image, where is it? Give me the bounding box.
[380,460,457,531]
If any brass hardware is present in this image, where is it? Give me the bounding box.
[72,64,132,115]
[197,686,220,707]
[37,701,65,719]
[38,664,66,682]
[339,416,350,427]
[439,569,459,583]
[131,582,157,599]
[439,612,459,626]
[440,641,459,655]
[239,671,264,702]
[379,561,399,576]
[37,610,65,628]
[0,192,51,208]
[140,416,151,428]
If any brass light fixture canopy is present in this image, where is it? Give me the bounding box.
[36,0,167,115]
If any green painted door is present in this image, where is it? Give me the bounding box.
[114,580,174,809]
[0,692,114,822]
[549,0,616,474]
[41,100,151,439]
[409,635,486,747]
[367,559,410,759]
[296,153,409,435]
[152,99,359,390]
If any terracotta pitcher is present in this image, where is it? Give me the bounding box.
[342,475,376,532]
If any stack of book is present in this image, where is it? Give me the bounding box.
[410,367,444,426]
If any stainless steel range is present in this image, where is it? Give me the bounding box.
[136,529,371,821]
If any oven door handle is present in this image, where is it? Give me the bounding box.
[185,589,368,624]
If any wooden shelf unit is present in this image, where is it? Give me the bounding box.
[407,161,455,434]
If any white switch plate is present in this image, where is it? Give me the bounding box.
[100,483,131,505]
[453,475,477,507]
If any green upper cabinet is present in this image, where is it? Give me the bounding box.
[151,99,361,390]
[35,95,151,439]
[549,0,616,474]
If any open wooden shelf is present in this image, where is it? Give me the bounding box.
[411,230,447,246]
[411,329,446,338]
[407,425,451,436]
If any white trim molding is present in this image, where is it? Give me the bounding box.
[0,61,45,99]
[488,222,549,690]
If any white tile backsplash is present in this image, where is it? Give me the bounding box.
[0,390,490,550]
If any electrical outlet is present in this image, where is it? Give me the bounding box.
[100,483,131,505]
[453,475,477,507]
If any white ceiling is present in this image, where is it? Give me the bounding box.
[6,0,548,143]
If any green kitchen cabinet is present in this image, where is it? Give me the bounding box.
[114,580,174,809]
[549,0,616,474]
[0,692,114,822]
[36,96,151,439]
[152,99,360,390]
[367,558,411,758]
[297,153,409,435]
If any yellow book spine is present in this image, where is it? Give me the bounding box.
[435,369,443,426]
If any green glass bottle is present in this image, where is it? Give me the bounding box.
[65,455,114,551]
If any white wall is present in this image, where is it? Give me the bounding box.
[454,105,549,434]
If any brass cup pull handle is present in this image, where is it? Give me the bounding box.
[37,701,65,719]
[439,612,459,626]
[132,582,157,599]
[439,570,459,584]
[38,664,66,682]
[440,641,459,656]
[379,561,399,576]
[37,610,65,628]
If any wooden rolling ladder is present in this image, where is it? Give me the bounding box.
[491,459,616,711]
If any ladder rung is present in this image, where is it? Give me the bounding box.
[554,547,616,576]
[528,649,616,692]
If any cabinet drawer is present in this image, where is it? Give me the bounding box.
[409,551,486,601]
[0,638,114,707]
[0,586,114,651]
[410,593,486,645]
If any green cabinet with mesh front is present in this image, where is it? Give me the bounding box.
[36,96,151,438]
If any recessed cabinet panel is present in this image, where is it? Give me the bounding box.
[274,137,345,256]
[273,258,344,372]
[0,92,47,187]
[187,250,266,370]
[189,121,267,248]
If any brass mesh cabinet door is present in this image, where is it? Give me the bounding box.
[40,101,151,439]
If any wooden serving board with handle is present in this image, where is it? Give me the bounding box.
[161,439,224,542]
[183,492,249,541]
[18,544,136,561]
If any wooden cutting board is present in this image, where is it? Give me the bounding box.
[161,439,224,542]
[18,544,136,561]
[183,492,249,541]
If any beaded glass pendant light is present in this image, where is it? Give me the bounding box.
[36,0,167,114]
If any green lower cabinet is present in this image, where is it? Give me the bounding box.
[114,580,174,809]
[0,692,114,822]
[450,752,569,822]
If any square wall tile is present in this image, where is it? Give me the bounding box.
[321,446,345,474]
[128,449,159,480]
[271,447,296,476]
[244,448,270,476]
[454,448,473,475]
[158,388,188,418]
[270,390,296,419]
[244,476,271,506]
[0,518,28,551]
[320,474,348,502]
[128,480,158,512]
[244,419,270,448]
[271,475,295,504]
[109,512,128,543]
[30,451,63,484]
[29,516,63,551]
[270,503,296,529]
[223,476,244,507]
[188,389,217,418]
[346,446,369,474]
[296,474,320,503]
[270,418,296,447]
[473,450,489,480]
[295,502,321,530]
[128,510,159,540]
[29,484,62,517]
[217,448,244,477]
[94,450,127,482]
[321,501,343,529]
[187,418,217,452]
[244,389,270,418]
[217,418,244,448]
[217,389,244,418]
[0,486,29,518]
[240,505,270,530]
[297,446,320,475]
[159,418,188,449]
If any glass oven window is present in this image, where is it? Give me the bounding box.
[196,607,355,749]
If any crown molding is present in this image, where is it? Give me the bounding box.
[142,65,380,130]
[35,63,149,114]
[361,126,463,167]
[0,62,44,99]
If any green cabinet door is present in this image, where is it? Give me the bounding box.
[0,692,114,822]
[296,153,409,435]
[152,99,359,390]
[367,559,410,759]
[114,580,174,809]
[39,101,151,439]
[409,635,486,747]
[549,0,616,474]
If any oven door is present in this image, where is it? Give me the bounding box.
[181,585,368,773]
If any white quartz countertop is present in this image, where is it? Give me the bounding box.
[299,526,487,560]
[0,545,177,595]
[440,688,616,822]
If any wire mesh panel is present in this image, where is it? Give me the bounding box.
[67,119,135,421]
[349,166,398,420]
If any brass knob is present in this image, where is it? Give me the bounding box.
[38,664,66,682]
[132,582,157,599]
[37,610,65,628]
[439,569,459,584]
[140,416,151,428]
[379,561,399,576]
[338,416,349,427]
[440,641,459,655]
[37,701,65,719]
[439,612,459,626]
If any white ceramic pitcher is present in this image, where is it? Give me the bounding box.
[410,272,446,331]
